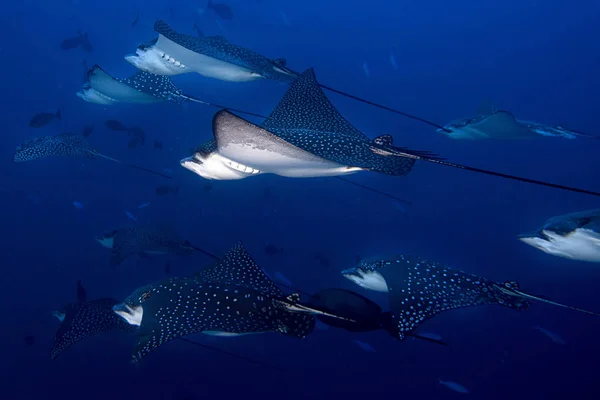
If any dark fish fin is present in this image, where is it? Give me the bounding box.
[406,333,448,346]
[261,68,368,140]
[495,282,600,317]
[176,338,282,371]
[195,241,283,297]
[334,177,412,206]
[318,83,450,131]
[56,109,61,120]
[398,152,600,197]
[91,151,173,179]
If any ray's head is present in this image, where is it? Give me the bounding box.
[341,257,390,292]
[180,140,261,180]
[95,230,118,249]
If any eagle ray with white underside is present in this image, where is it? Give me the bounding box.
[125,20,296,82]
[181,68,600,197]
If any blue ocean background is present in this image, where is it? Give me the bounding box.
[2,0,600,398]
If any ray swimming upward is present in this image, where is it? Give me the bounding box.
[113,242,346,363]
[13,133,171,179]
[95,225,210,266]
[342,255,600,339]
[51,281,136,360]
[181,68,600,197]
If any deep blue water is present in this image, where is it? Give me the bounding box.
[2,0,600,398]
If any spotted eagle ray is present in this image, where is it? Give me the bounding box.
[113,242,346,363]
[439,104,598,140]
[341,255,600,339]
[518,209,600,262]
[50,281,135,360]
[13,133,171,179]
[180,68,600,197]
[125,20,296,82]
[95,225,213,266]
[125,21,453,131]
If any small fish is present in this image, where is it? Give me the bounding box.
[29,110,61,128]
[363,62,370,78]
[131,13,139,28]
[264,244,282,256]
[105,120,130,132]
[439,380,469,394]
[153,140,163,150]
[72,201,84,210]
[24,336,35,346]
[193,23,204,37]
[125,211,137,222]
[534,326,565,345]
[60,31,92,52]
[137,202,151,209]
[207,0,233,20]
[389,52,398,70]
[353,339,376,352]
[155,185,179,196]
[314,253,331,267]
[274,272,291,287]
[82,124,94,137]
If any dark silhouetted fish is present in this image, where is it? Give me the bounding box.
[342,255,600,339]
[125,20,295,82]
[105,120,130,132]
[24,336,35,346]
[77,65,193,105]
[29,110,60,128]
[60,31,93,52]
[155,185,179,196]
[518,209,600,262]
[95,225,199,266]
[131,13,140,28]
[13,133,171,179]
[113,242,344,363]
[207,0,233,20]
[193,23,204,37]
[82,124,94,137]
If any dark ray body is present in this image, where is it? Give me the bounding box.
[97,226,196,266]
[51,298,135,360]
[13,133,171,179]
[115,242,316,363]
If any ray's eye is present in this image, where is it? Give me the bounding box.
[140,291,152,302]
